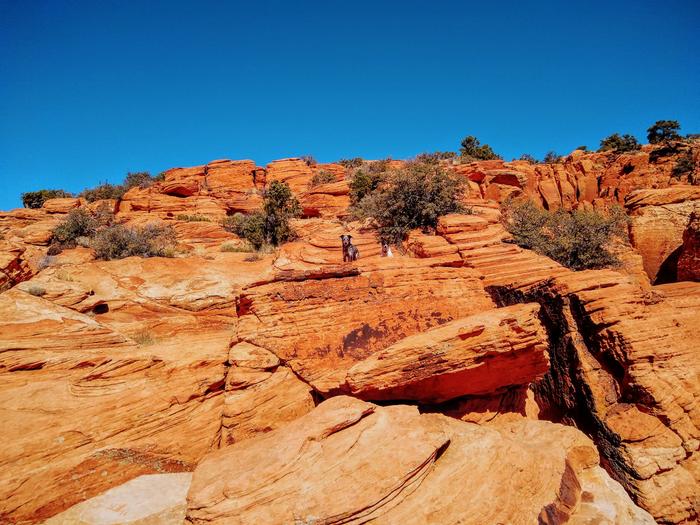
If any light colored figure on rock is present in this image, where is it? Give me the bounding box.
[381,240,393,257]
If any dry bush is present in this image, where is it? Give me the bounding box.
[501,199,629,270]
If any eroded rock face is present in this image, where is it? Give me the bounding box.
[489,271,700,523]
[345,303,549,403]
[625,186,700,283]
[0,289,226,524]
[2,147,700,524]
[43,473,192,525]
[236,262,495,394]
[186,396,654,525]
[678,211,700,281]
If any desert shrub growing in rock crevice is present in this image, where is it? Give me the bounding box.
[309,170,337,187]
[50,205,175,259]
[22,189,73,209]
[414,151,456,164]
[672,152,698,184]
[222,180,301,249]
[459,136,501,161]
[92,223,177,260]
[51,208,101,251]
[78,171,160,202]
[353,161,466,244]
[598,133,641,153]
[501,199,629,270]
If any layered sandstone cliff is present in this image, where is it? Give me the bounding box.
[1,144,699,524]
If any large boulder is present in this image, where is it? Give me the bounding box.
[186,396,654,524]
[236,261,495,394]
[345,303,549,403]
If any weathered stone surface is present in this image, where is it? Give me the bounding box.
[345,303,549,403]
[0,288,226,524]
[625,186,700,283]
[678,211,700,281]
[43,473,192,525]
[490,271,700,523]
[220,342,315,446]
[236,262,495,394]
[41,197,83,213]
[186,396,654,525]
[0,241,34,291]
[266,158,314,194]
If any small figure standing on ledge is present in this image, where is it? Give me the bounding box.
[340,234,359,262]
[381,240,393,257]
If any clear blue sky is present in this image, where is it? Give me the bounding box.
[1,0,698,210]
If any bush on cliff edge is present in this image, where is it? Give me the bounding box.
[501,199,629,270]
[353,161,466,244]
[222,180,301,250]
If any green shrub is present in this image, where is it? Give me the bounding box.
[176,214,211,222]
[353,161,466,244]
[262,181,302,245]
[220,241,255,253]
[647,120,681,144]
[91,223,177,260]
[338,157,364,169]
[300,155,317,166]
[501,199,629,270]
[124,171,156,190]
[598,133,641,153]
[22,189,72,209]
[78,171,159,203]
[543,151,562,164]
[349,169,384,205]
[26,285,47,297]
[576,145,588,151]
[79,183,125,202]
[519,154,539,164]
[222,181,301,249]
[52,208,99,246]
[672,152,697,182]
[459,136,501,161]
[415,151,457,164]
[223,212,266,249]
[309,170,337,187]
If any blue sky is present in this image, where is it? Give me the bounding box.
[1,0,698,210]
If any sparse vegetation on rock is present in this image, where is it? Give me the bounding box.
[338,157,364,169]
[542,151,562,164]
[414,151,456,164]
[353,161,465,243]
[79,171,160,202]
[21,189,72,209]
[501,199,629,270]
[176,214,211,222]
[309,170,336,187]
[92,223,177,260]
[672,152,697,184]
[599,133,641,153]
[459,135,501,161]
[223,180,301,249]
[647,120,682,144]
[519,154,538,164]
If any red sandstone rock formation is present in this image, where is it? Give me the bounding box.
[2,145,700,524]
[678,211,700,281]
[186,396,654,524]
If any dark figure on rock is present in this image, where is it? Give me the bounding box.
[340,234,359,262]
